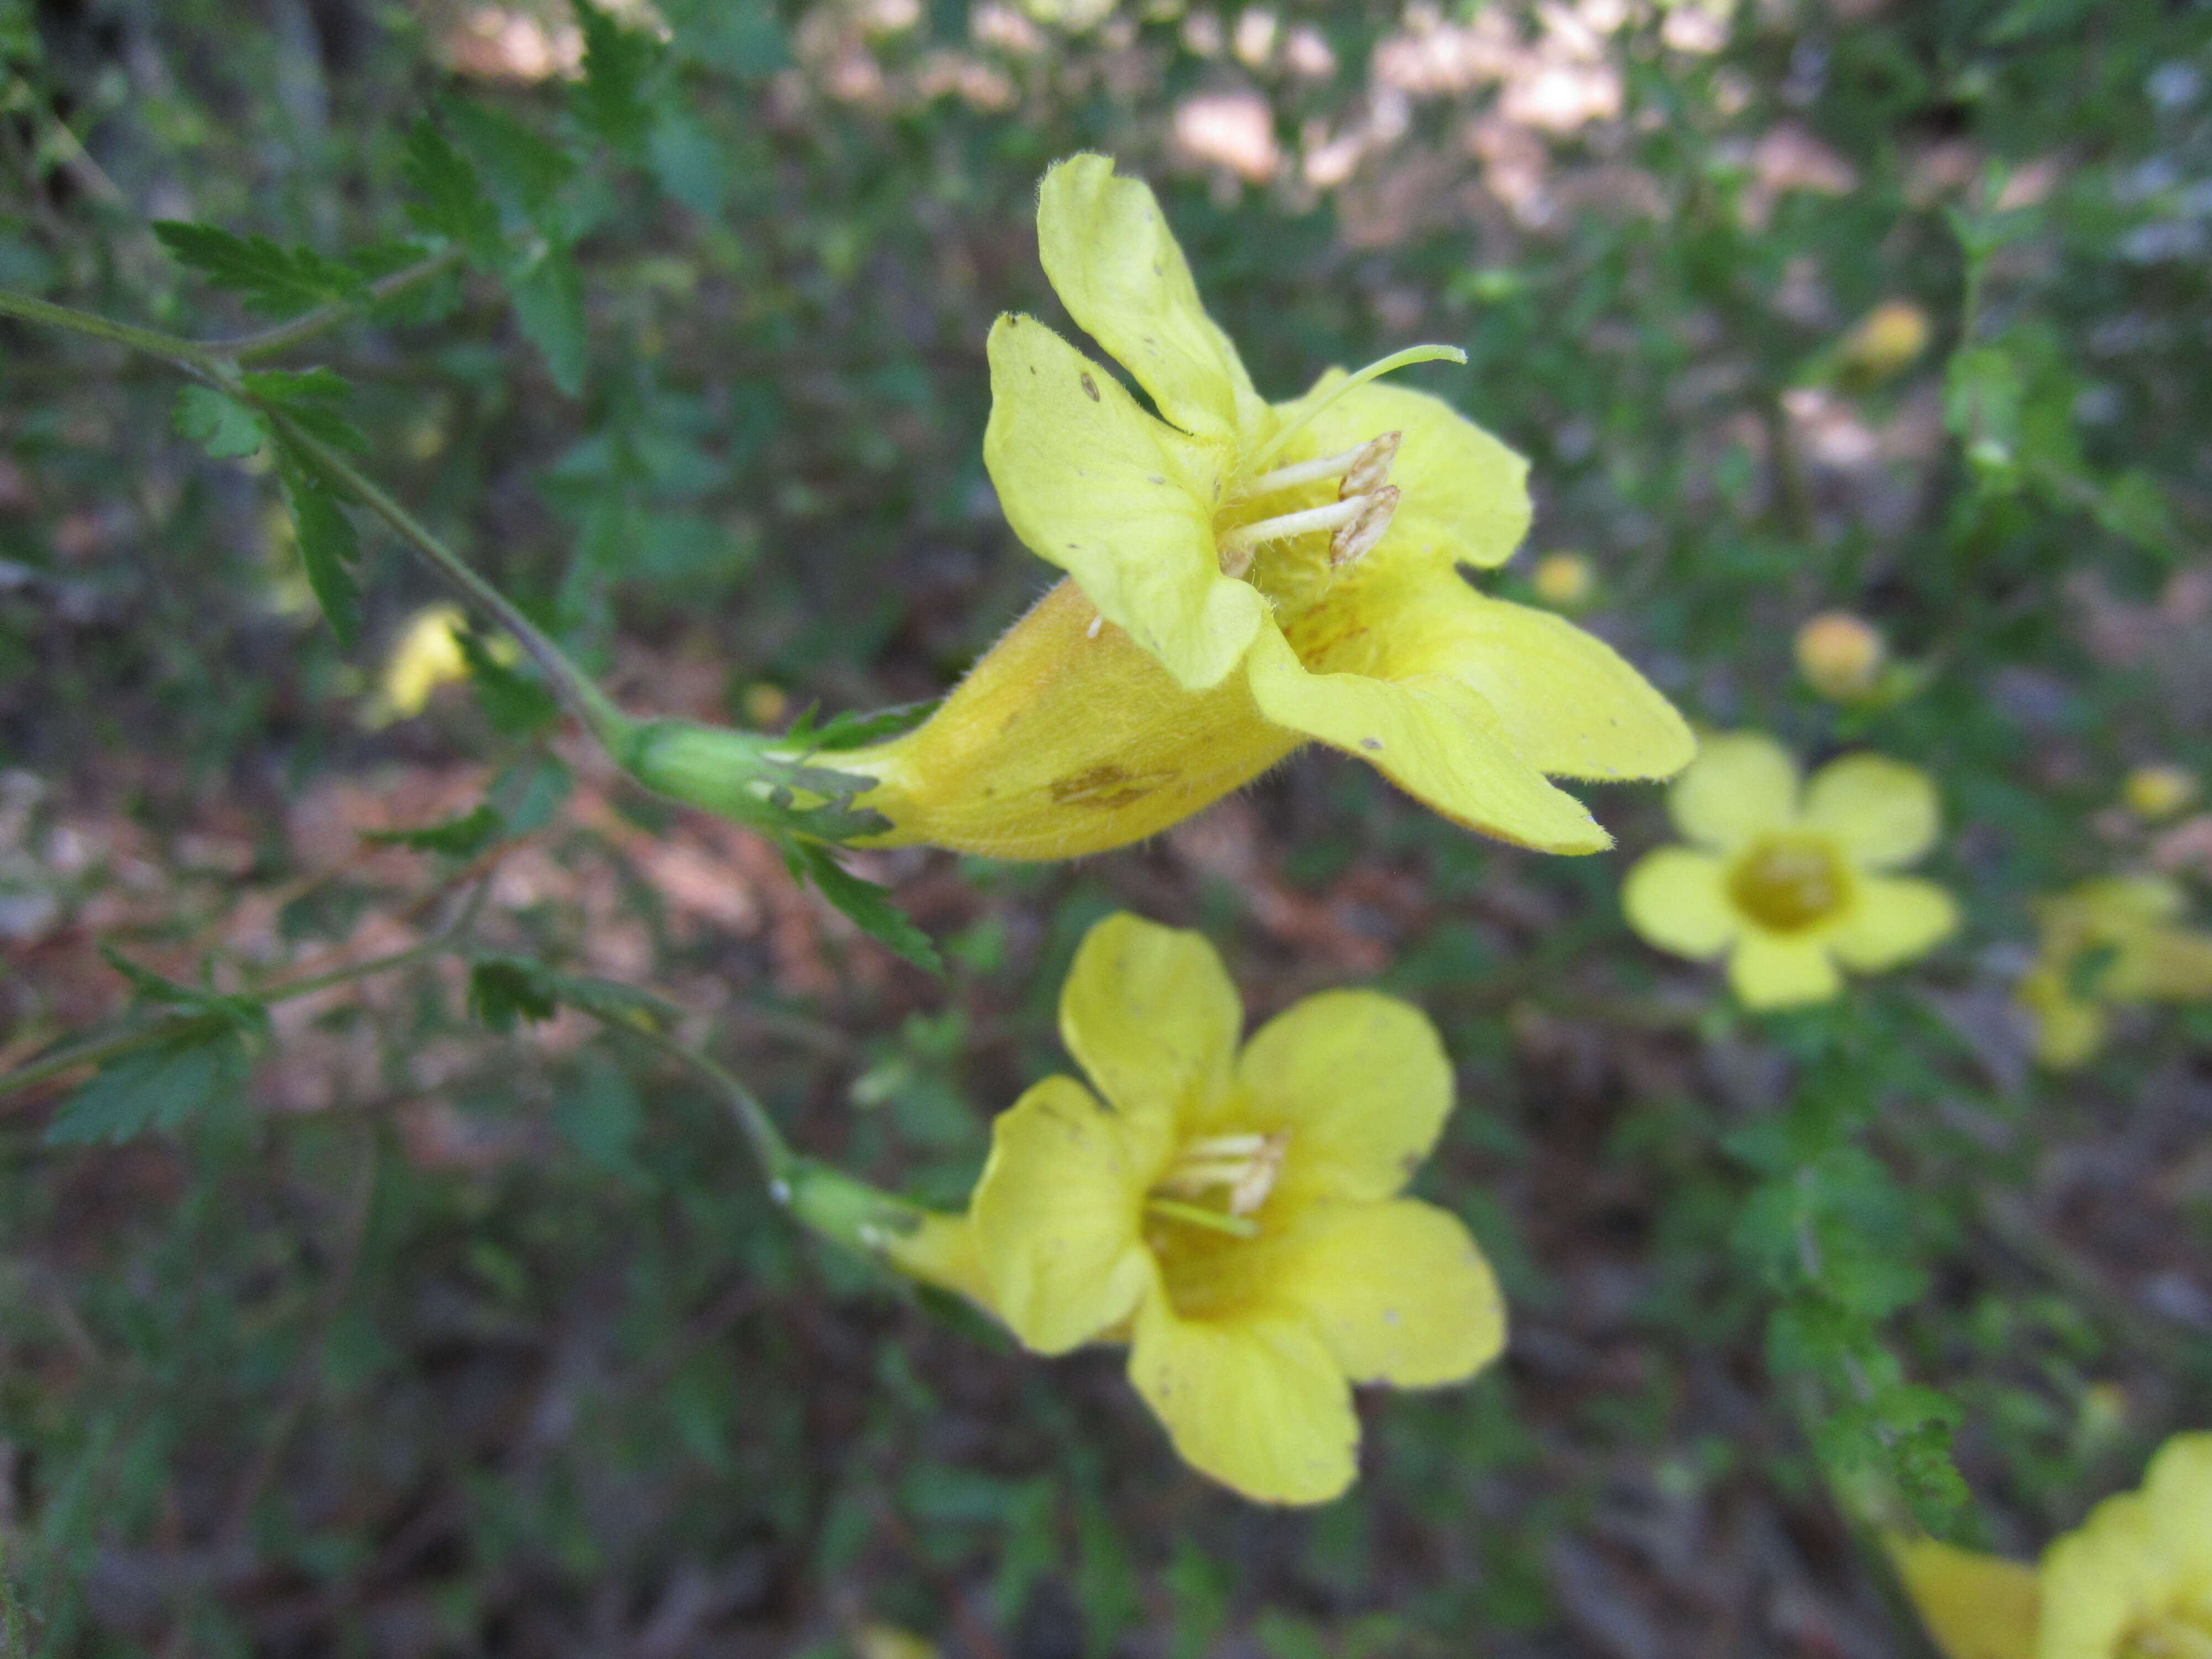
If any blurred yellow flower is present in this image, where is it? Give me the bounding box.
[2016,877,2212,1068]
[1886,1432,2212,1659]
[899,913,1504,1505]
[1833,299,1932,390]
[2122,764,2197,822]
[364,603,471,727]
[1530,550,1596,609]
[1795,610,1887,702]
[1623,732,1958,1008]
[842,153,1692,860]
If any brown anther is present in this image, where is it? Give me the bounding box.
[1340,431,1401,499]
[1329,484,1400,567]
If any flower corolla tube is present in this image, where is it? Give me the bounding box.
[1886,1431,2212,1659]
[884,912,1505,1505]
[1622,731,1958,1009]
[838,153,1693,860]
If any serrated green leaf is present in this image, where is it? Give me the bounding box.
[467,956,561,1032]
[789,843,940,973]
[572,0,661,152]
[272,440,363,648]
[455,630,561,736]
[152,221,363,317]
[401,118,502,258]
[444,100,576,228]
[45,1019,252,1145]
[362,803,505,857]
[173,385,265,460]
[507,247,588,397]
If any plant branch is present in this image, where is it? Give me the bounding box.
[266,415,637,755]
[0,288,221,375]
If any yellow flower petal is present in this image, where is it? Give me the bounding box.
[2142,1431,2212,1579]
[1245,624,1610,854]
[1802,752,1941,870]
[2018,969,2107,1069]
[1828,875,1959,971]
[2114,924,2212,1001]
[1270,372,1531,571]
[2037,1493,2160,1659]
[1035,153,1268,442]
[1229,988,1453,1202]
[1623,847,1739,959]
[1264,1198,1505,1387]
[1059,912,1242,1128]
[969,1076,1158,1355]
[1670,732,1800,850]
[1883,1535,2039,1659]
[844,579,1300,860]
[1128,1293,1358,1505]
[1728,932,1841,1008]
[1291,570,1693,784]
[984,314,1265,692]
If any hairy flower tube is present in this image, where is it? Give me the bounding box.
[1623,732,1958,1009]
[2016,877,2212,1068]
[1887,1431,2212,1659]
[888,912,1505,1505]
[836,153,1692,860]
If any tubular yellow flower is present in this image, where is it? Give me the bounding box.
[1885,1432,2212,1659]
[901,913,1504,1505]
[2016,877,2212,1068]
[1621,732,1959,1009]
[839,153,1693,860]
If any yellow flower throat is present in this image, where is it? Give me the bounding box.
[1730,834,1849,933]
[1145,1130,1291,1241]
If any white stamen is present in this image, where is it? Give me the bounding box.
[1232,432,1399,502]
[1217,495,1374,576]
[1329,485,1400,567]
[1086,611,1104,639]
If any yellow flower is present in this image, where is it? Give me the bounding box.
[2016,877,2212,1068]
[365,603,470,727]
[1834,299,1933,389]
[1623,732,1959,1008]
[1885,1432,2212,1659]
[1530,551,1597,610]
[1794,610,1887,702]
[904,912,1504,1505]
[2122,764,2197,823]
[841,154,1692,860]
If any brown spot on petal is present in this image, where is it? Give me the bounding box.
[1080,372,1100,401]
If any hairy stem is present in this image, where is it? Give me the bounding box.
[0,288,221,375]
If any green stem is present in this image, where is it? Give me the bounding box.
[217,246,466,362]
[0,288,221,375]
[268,416,637,754]
[594,1016,796,1186]
[0,888,486,1102]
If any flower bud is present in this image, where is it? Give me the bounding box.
[1530,551,1595,610]
[1834,300,1931,388]
[2122,763,2197,822]
[1794,610,1886,702]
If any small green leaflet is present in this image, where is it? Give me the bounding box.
[362,803,505,857]
[444,100,576,229]
[153,221,364,317]
[507,246,588,397]
[788,842,941,973]
[174,385,264,460]
[467,957,562,1032]
[401,119,502,259]
[456,630,560,737]
[573,0,661,153]
[784,699,941,753]
[244,368,366,452]
[44,1016,254,1145]
[272,437,364,648]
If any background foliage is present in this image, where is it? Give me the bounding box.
[2,0,2210,1651]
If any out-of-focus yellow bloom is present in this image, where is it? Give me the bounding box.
[1833,300,1933,390]
[853,1623,941,1659]
[840,154,1692,860]
[1530,551,1596,609]
[2122,764,2197,822]
[742,681,790,728]
[1795,610,1887,702]
[1886,1432,2212,1659]
[1623,732,1958,1008]
[364,603,471,727]
[894,913,1504,1506]
[2016,877,2212,1068]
